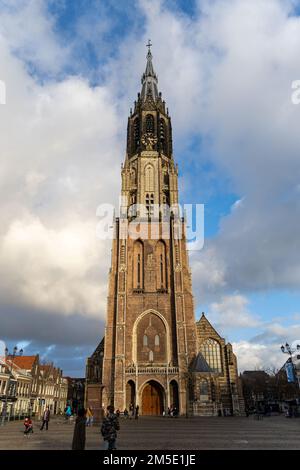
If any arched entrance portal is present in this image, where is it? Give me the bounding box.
[141,380,164,415]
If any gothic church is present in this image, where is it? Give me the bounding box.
[85,46,244,418]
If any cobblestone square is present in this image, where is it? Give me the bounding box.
[0,416,299,450]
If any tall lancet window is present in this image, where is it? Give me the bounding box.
[156,240,167,290]
[145,164,154,192]
[133,118,140,152]
[145,114,154,133]
[146,193,154,217]
[160,118,167,154]
[133,240,144,290]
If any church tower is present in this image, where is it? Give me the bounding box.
[101,43,198,415]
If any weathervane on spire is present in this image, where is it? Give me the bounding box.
[146,39,152,53]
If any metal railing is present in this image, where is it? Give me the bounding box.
[125,366,179,375]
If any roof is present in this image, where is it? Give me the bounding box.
[196,312,223,341]
[191,353,213,373]
[141,49,159,102]
[8,355,37,370]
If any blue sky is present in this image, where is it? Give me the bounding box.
[1,0,300,375]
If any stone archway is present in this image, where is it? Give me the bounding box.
[141,380,164,416]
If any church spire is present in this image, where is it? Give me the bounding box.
[141,39,159,101]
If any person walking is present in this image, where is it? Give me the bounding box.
[86,406,93,426]
[101,405,120,450]
[129,403,134,419]
[135,405,139,420]
[65,404,72,421]
[72,408,86,450]
[40,406,50,431]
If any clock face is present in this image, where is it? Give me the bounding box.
[142,132,158,150]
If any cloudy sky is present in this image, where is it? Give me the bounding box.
[1,0,300,376]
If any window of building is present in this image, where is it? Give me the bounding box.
[160,118,167,153]
[154,334,160,346]
[145,193,154,217]
[143,335,148,347]
[156,240,167,290]
[200,380,208,396]
[146,114,154,133]
[145,164,154,192]
[133,240,144,290]
[133,118,140,151]
[200,338,222,373]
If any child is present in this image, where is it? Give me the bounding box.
[24,417,33,435]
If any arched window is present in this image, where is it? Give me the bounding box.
[137,313,167,364]
[133,240,143,290]
[130,168,136,185]
[145,164,154,192]
[146,114,154,133]
[133,118,140,152]
[200,380,208,395]
[200,338,222,373]
[149,350,154,362]
[156,240,167,290]
[199,380,209,402]
[160,118,167,153]
[145,193,154,217]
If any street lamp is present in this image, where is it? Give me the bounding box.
[1,346,23,425]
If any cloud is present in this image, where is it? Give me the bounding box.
[207,294,261,332]
[251,321,300,346]
[185,0,300,296]
[232,340,284,372]
[0,0,71,75]
[0,4,122,359]
[1,0,300,376]
[232,319,300,371]
[1,303,104,346]
[0,214,110,316]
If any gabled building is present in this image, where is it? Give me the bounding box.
[190,314,244,416]
[0,355,68,419]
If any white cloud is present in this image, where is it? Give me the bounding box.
[0,214,110,317]
[207,294,261,331]
[0,0,70,74]
[0,7,123,331]
[1,0,300,366]
[232,340,284,372]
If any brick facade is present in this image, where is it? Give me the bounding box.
[86,47,244,417]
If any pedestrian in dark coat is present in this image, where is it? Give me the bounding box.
[72,408,86,450]
[135,405,139,420]
[40,406,50,431]
[101,406,120,450]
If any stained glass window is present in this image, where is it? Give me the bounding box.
[200,338,222,373]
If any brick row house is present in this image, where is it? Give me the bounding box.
[0,355,68,419]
